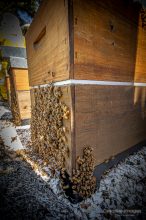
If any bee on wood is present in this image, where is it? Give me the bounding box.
[31,84,72,193]
[11,136,17,143]
[71,146,96,198]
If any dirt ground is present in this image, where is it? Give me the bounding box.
[0,138,77,220]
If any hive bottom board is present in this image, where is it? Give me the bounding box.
[30,84,146,175]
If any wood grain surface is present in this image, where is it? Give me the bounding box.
[73,0,140,82]
[26,0,70,86]
[17,91,31,120]
[74,85,146,167]
[9,68,31,121]
[60,86,74,174]
[12,68,30,91]
[26,0,146,84]
[135,16,146,83]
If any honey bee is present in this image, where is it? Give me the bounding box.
[31,84,70,179]
[71,146,96,198]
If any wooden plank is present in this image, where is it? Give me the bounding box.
[68,0,74,78]
[17,91,31,120]
[70,85,76,172]
[60,86,73,174]
[73,0,140,82]
[74,85,146,167]
[26,0,70,86]
[6,76,10,93]
[134,17,146,83]
[11,68,30,91]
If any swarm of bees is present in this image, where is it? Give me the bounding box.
[11,136,17,143]
[141,7,146,28]
[71,146,96,198]
[11,90,21,125]
[31,85,69,170]
[31,84,96,199]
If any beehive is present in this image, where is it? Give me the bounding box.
[26,0,146,196]
[0,12,31,125]
[9,68,31,125]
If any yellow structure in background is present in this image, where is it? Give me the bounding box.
[0,13,25,48]
[0,13,26,100]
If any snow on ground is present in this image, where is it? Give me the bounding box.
[16,126,31,147]
[0,103,146,219]
[0,120,24,151]
[0,105,11,119]
[0,105,24,151]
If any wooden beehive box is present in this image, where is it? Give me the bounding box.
[9,68,31,125]
[26,0,146,195]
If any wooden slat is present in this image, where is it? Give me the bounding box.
[6,76,10,92]
[26,0,70,86]
[74,85,146,167]
[134,18,146,83]
[12,68,30,91]
[73,0,140,82]
[60,86,73,174]
[17,91,31,120]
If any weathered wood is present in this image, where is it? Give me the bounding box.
[30,84,146,175]
[134,16,146,83]
[9,68,31,123]
[60,86,73,174]
[12,68,30,90]
[73,0,140,82]
[26,0,70,86]
[74,85,146,166]
[27,0,146,169]
[26,0,144,84]
[17,91,31,120]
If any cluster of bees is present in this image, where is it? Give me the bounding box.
[31,85,69,170]
[71,146,96,198]
[0,137,6,159]
[31,85,96,199]
[11,90,21,125]
[141,7,146,28]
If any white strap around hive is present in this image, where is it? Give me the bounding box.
[30,80,146,89]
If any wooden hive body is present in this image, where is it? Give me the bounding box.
[9,68,31,125]
[26,0,146,180]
